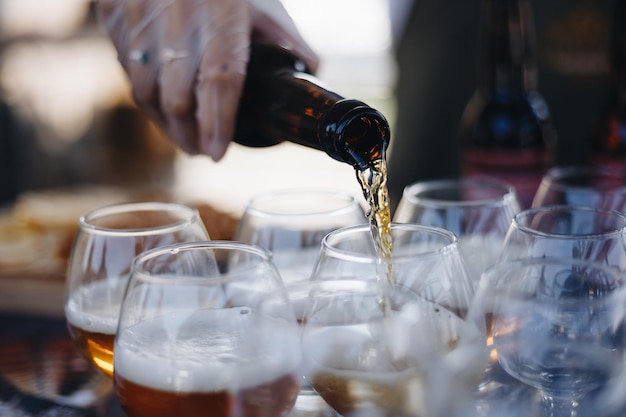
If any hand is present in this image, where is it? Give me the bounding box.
[97,0,319,161]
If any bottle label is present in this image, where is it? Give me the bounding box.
[462,148,550,209]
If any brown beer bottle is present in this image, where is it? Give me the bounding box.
[233,41,391,171]
[592,0,626,169]
[459,0,557,208]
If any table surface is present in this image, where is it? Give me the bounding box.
[0,312,125,417]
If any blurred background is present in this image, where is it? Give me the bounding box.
[0,0,399,216]
[0,0,616,215]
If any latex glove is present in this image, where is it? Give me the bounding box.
[97,0,318,161]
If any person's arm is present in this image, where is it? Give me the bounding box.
[97,0,318,161]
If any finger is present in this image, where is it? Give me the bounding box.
[248,0,319,73]
[97,0,132,71]
[158,0,203,153]
[196,0,251,161]
[124,0,165,116]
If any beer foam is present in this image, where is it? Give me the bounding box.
[65,279,126,334]
[302,300,483,379]
[114,307,301,392]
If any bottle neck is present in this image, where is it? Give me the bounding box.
[321,100,390,170]
[477,0,538,94]
[234,41,390,170]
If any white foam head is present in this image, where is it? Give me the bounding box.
[114,307,301,392]
[65,279,126,334]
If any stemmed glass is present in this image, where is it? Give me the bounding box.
[532,165,626,211]
[498,205,626,270]
[64,201,210,377]
[270,279,486,417]
[393,178,520,286]
[468,205,626,402]
[311,223,476,317]
[472,257,626,417]
[113,241,301,417]
[236,189,367,284]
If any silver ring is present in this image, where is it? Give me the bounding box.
[128,49,150,64]
[159,48,189,64]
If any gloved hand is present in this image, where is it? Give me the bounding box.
[97,0,319,161]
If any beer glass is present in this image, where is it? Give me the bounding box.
[114,241,301,417]
[532,165,626,211]
[236,189,367,284]
[64,201,209,377]
[473,205,626,395]
[281,279,485,417]
[311,223,476,318]
[473,258,626,417]
[393,178,520,286]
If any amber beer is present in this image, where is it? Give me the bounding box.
[310,367,427,417]
[116,372,299,417]
[114,308,301,417]
[65,279,124,377]
[66,323,115,376]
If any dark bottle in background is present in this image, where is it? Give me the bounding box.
[233,41,391,171]
[592,0,626,169]
[459,0,557,208]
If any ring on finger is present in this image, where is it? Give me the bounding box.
[128,49,150,64]
[160,48,189,64]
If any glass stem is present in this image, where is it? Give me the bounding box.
[542,394,579,417]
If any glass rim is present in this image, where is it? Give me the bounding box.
[320,222,459,264]
[400,178,518,209]
[79,201,202,236]
[243,188,361,217]
[130,240,274,284]
[512,205,626,239]
[540,165,626,192]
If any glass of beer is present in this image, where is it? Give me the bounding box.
[64,201,210,377]
[281,279,486,417]
[113,241,302,417]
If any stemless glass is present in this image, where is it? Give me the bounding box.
[268,279,485,417]
[236,189,367,284]
[532,165,626,211]
[498,205,626,270]
[311,223,476,318]
[64,201,210,377]
[114,241,301,417]
[393,178,520,286]
[473,258,626,417]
